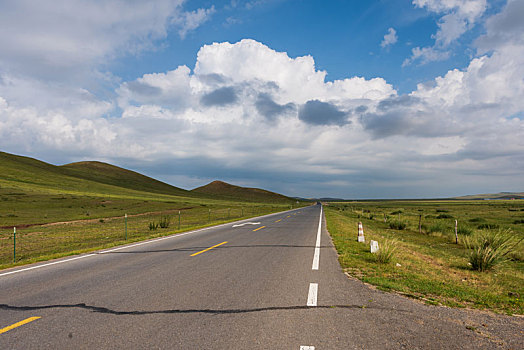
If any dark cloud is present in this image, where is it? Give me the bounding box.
[201,86,238,106]
[125,81,162,97]
[377,95,421,111]
[196,73,228,86]
[298,100,349,126]
[255,93,295,120]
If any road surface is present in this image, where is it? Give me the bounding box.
[1,204,522,349]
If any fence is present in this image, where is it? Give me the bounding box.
[0,204,290,267]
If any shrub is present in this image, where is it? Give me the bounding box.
[436,209,449,213]
[477,223,500,230]
[429,222,449,233]
[389,220,407,230]
[513,219,524,224]
[390,210,403,215]
[469,217,485,223]
[457,225,473,235]
[159,216,171,228]
[374,239,399,264]
[464,229,520,271]
[436,214,453,219]
[149,222,159,231]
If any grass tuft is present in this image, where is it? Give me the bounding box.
[389,220,407,230]
[464,229,520,271]
[374,239,398,264]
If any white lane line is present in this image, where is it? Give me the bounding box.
[232,222,260,227]
[300,347,315,350]
[1,208,302,278]
[307,283,318,307]
[311,206,322,270]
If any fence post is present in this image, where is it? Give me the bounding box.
[178,211,181,230]
[13,227,16,263]
[228,208,230,219]
[125,214,128,240]
[241,207,243,217]
[209,209,211,222]
[455,220,458,244]
[419,215,422,234]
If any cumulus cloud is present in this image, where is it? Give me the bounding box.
[299,100,349,126]
[381,28,398,48]
[0,1,523,198]
[173,5,216,39]
[405,0,487,65]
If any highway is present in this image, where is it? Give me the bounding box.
[1,204,522,349]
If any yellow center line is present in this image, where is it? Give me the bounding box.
[0,317,41,335]
[253,226,266,232]
[190,241,228,257]
[286,215,291,218]
[275,219,281,223]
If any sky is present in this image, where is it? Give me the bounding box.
[0,0,523,199]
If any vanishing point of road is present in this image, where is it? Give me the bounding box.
[1,204,522,349]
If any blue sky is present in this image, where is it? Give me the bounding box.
[0,0,523,198]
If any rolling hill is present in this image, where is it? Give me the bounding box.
[0,151,193,199]
[191,180,294,203]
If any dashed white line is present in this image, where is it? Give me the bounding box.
[307,283,318,307]
[311,206,322,270]
[300,346,315,350]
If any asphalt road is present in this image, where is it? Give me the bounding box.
[1,204,523,349]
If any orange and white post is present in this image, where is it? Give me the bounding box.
[358,222,365,242]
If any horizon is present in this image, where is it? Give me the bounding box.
[0,0,523,198]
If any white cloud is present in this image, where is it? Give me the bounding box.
[402,46,451,66]
[173,6,216,39]
[381,28,398,48]
[0,2,523,198]
[405,0,487,65]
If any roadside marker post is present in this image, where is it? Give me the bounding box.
[124,214,127,240]
[455,220,458,244]
[208,209,211,222]
[358,222,365,242]
[370,240,379,253]
[13,227,16,263]
[178,211,181,230]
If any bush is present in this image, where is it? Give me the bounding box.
[159,216,171,228]
[457,225,474,235]
[374,239,399,264]
[389,220,407,230]
[513,219,524,224]
[469,217,485,223]
[390,210,403,215]
[464,229,520,271]
[429,222,449,233]
[477,223,500,230]
[436,209,449,213]
[436,214,453,219]
[149,222,159,231]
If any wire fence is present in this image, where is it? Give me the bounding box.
[0,204,294,267]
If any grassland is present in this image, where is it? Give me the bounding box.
[0,151,304,269]
[324,200,524,315]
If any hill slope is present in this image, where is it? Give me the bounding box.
[60,161,190,197]
[0,151,192,199]
[454,192,524,200]
[192,180,293,203]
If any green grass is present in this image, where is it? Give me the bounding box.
[0,151,308,269]
[325,200,524,315]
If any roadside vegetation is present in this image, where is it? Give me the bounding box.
[0,151,307,269]
[324,200,524,315]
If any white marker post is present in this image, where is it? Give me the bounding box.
[370,240,379,253]
[358,222,365,242]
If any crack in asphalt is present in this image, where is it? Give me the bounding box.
[0,303,408,316]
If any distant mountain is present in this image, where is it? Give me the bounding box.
[192,180,294,203]
[453,192,524,200]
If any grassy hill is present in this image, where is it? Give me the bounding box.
[0,151,195,200]
[192,180,294,204]
[60,161,191,197]
[454,192,524,200]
